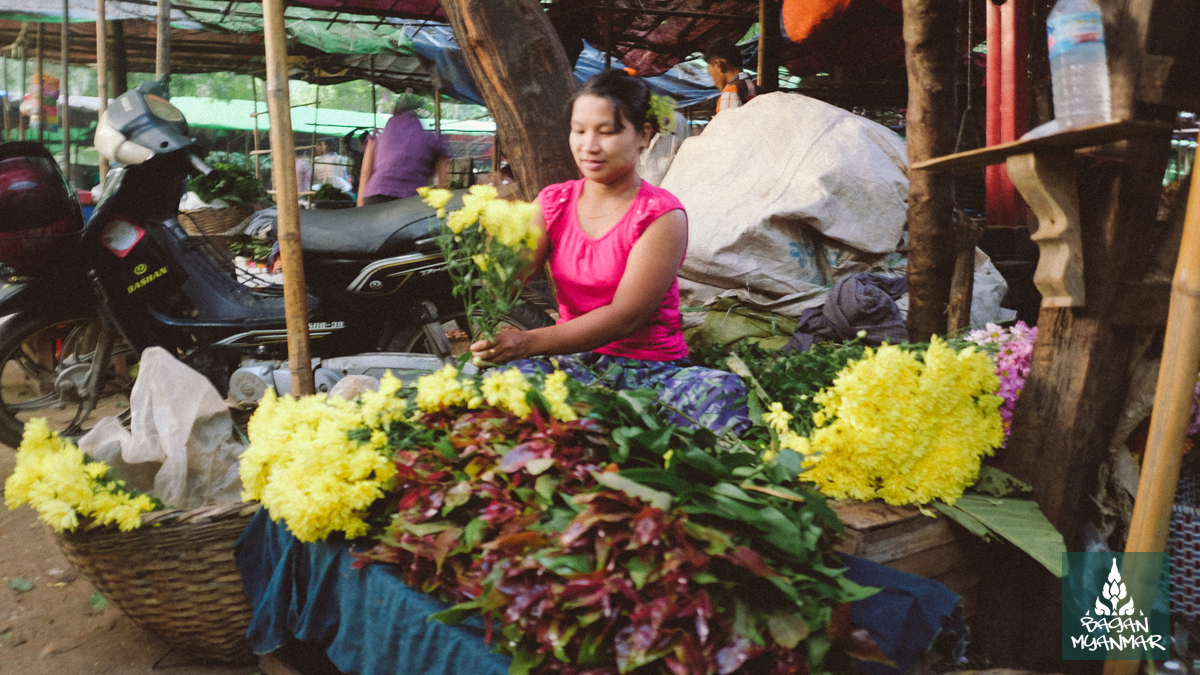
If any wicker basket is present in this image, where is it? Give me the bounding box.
[55,501,261,664]
[178,205,254,237]
[1169,465,1200,620]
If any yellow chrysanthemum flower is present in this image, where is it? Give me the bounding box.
[480,368,532,418]
[4,419,159,532]
[799,337,1003,506]
[240,390,398,543]
[419,187,453,210]
[480,200,539,250]
[414,364,479,412]
[473,254,490,272]
[542,369,577,422]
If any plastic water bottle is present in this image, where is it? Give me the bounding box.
[1047,0,1112,129]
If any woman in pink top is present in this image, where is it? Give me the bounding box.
[469,70,748,434]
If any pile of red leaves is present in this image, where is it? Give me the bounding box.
[355,389,873,675]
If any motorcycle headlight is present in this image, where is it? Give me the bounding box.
[95,113,154,165]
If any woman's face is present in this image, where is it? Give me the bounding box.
[569,94,651,185]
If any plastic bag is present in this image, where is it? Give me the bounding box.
[78,347,245,509]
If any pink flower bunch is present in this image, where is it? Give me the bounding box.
[967,321,1038,441]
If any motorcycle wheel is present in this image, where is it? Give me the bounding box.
[0,307,137,449]
[390,302,555,356]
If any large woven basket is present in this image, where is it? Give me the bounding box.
[178,205,254,237]
[55,501,261,664]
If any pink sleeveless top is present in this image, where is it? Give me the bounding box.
[538,179,689,361]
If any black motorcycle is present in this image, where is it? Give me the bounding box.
[0,80,551,447]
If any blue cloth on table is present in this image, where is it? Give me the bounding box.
[235,512,962,675]
[842,554,968,675]
[234,509,510,675]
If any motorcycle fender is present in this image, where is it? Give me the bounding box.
[0,278,91,319]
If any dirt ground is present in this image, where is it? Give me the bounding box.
[0,443,261,675]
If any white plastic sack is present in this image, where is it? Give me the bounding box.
[663,92,910,316]
[78,347,245,509]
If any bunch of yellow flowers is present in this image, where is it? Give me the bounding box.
[239,377,406,542]
[5,419,159,532]
[415,364,577,422]
[768,337,1004,506]
[418,185,542,341]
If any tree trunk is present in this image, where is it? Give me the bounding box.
[902,0,959,341]
[439,0,578,201]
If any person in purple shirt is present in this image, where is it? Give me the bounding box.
[356,93,450,206]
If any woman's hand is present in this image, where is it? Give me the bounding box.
[469,329,536,365]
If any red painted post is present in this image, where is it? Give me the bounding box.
[985,0,1029,227]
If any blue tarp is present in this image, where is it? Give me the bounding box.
[407,26,720,109]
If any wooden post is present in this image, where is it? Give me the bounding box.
[757,0,780,93]
[947,216,982,332]
[34,22,43,145]
[17,26,26,141]
[155,0,170,84]
[604,0,613,70]
[901,0,959,342]
[2,55,9,142]
[96,0,109,189]
[251,74,261,179]
[973,0,1171,666]
[433,84,441,140]
[110,20,126,96]
[262,0,314,397]
[61,0,72,187]
[439,0,579,201]
[1101,109,1200,675]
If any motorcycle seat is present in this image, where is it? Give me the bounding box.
[291,190,466,259]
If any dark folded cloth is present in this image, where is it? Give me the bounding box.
[784,273,908,352]
[843,554,967,674]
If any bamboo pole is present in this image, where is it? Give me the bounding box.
[262,0,315,396]
[96,0,108,189]
[34,22,42,145]
[61,0,71,186]
[155,0,170,83]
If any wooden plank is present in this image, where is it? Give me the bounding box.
[828,500,922,532]
[886,540,967,579]
[841,513,956,564]
[911,120,1172,173]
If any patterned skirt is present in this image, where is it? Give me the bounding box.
[508,352,751,436]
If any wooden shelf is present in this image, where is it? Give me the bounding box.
[912,120,1173,173]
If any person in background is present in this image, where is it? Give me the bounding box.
[467,69,750,435]
[312,138,351,192]
[704,39,757,115]
[357,93,450,206]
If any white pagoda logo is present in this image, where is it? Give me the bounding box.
[1093,558,1136,616]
